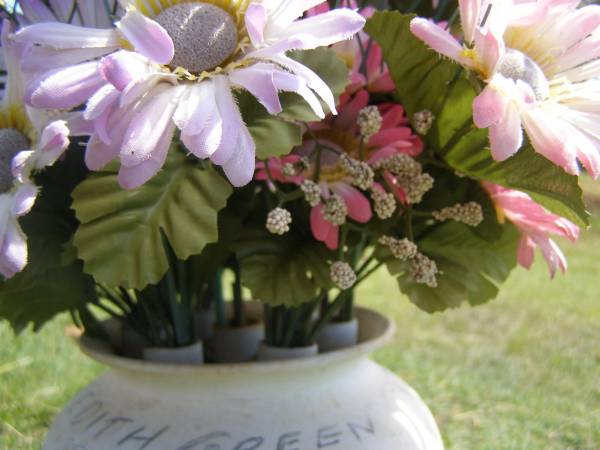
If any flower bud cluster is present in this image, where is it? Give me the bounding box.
[413,110,435,135]
[330,261,357,290]
[357,106,383,142]
[372,153,421,178]
[266,207,292,235]
[373,154,434,204]
[301,179,322,207]
[379,236,417,260]
[323,194,348,226]
[371,189,397,219]
[281,162,297,177]
[409,253,439,288]
[433,202,484,227]
[340,154,374,190]
[405,173,434,204]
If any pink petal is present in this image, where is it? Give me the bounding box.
[410,18,464,63]
[517,234,535,269]
[489,104,523,161]
[11,184,38,217]
[119,84,182,168]
[267,10,366,50]
[99,50,150,91]
[15,22,119,48]
[229,63,282,115]
[334,89,369,129]
[273,70,325,119]
[245,3,267,46]
[270,54,338,114]
[269,0,331,27]
[116,10,174,65]
[310,205,339,250]
[210,76,244,166]
[35,120,70,168]
[26,61,106,109]
[85,134,121,171]
[118,121,176,190]
[221,126,256,187]
[521,109,580,175]
[331,182,372,223]
[473,27,504,75]
[369,128,413,148]
[473,86,506,128]
[0,222,28,279]
[459,0,484,44]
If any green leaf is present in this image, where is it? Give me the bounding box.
[239,47,350,160]
[0,257,94,333]
[0,148,94,333]
[365,12,589,227]
[390,222,519,312]
[72,148,233,289]
[235,229,333,307]
[238,92,303,159]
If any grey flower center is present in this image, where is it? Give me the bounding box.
[155,2,238,74]
[0,128,29,193]
[498,49,549,101]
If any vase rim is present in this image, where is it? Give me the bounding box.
[76,307,395,375]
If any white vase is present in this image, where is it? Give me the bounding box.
[257,342,319,361]
[43,308,444,450]
[143,342,204,365]
[317,318,359,353]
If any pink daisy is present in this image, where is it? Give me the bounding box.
[483,182,580,278]
[14,0,365,188]
[411,0,600,177]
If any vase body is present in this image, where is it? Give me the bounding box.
[43,308,444,450]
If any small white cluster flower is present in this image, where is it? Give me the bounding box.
[373,153,422,178]
[405,173,434,204]
[301,179,322,207]
[323,194,347,226]
[330,261,357,290]
[379,236,418,260]
[340,154,374,190]
[413,110,435,135]
[371,154,433,205]
[432,201,484,227]
[266,207,292,235]
[410,253,439,288]
[357,106,383,142]
[371,189,397,219]
[281,162,297,178]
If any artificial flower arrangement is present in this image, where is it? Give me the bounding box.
[0,0,595,364]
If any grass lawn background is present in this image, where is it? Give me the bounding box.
[1,180,599,450]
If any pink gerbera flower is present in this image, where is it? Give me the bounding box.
[257,88,422,249]
[14,0,365,188]
[0,21,70,278]
[411,0,600,177]
[483,182,580,278]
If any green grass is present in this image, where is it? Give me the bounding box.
[1,183,600,449]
